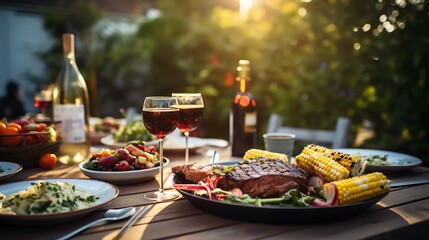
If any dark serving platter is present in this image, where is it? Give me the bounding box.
[173,173,388,224]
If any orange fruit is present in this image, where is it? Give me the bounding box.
[39,153,58,169]
[7,123,22,132]
[0,127,22,147]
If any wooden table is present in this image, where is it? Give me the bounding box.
[1,147,429,240]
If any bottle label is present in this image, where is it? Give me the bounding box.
[54,104,86,143]
[244,111,257,133]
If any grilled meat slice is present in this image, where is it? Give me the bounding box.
[223,159,308,198]
[172,163,214,183]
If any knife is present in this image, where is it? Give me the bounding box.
[390,179,429,188]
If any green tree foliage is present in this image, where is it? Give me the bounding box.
[37,0,103,115]
[355,0,429,164]
[36,0,429,163]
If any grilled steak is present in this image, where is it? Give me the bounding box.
[172,158,308,198]
[222,159,308,198]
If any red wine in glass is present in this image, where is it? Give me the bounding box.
[142,96,180,202]
[177,106,204,133]
[142,108,180,139]
[172,93,204,165]
[34,99,52,112]
[33,92,52,119]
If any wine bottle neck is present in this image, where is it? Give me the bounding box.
[239,79,247,93]
[64,52,77,65]
[62,33,75,56]
[236,59,250,93]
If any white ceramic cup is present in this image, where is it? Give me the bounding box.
[263,133,296,160]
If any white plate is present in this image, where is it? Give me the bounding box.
[0,162,22,181]
[0,179,118,225]
[100,134,158,150]
[203,138,229,148]
[335,148,422,172]
[101,133,227,153]
[162,136,206,151]
[79,158,170,184]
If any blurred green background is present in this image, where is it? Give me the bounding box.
[30,0,429,165]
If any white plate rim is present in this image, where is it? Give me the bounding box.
[335,148,422,172]
[203,138,229,148]
[101,134,209,152]
[0,162,22,180]
[0,178,119,224]
[79,158,170,184]
[162,136,207,151]
[100,134,158,149]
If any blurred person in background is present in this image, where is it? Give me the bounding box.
[0,80,26,120]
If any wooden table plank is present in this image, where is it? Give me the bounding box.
[1,149,428,240]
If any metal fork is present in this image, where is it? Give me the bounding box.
[115,206,151,239]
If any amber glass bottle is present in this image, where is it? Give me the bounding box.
[230,60,257,157]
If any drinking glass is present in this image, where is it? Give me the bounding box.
[142,96,180,201]
[33,90,52,118]
[171,93,204,165]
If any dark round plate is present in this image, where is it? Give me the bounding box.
[173,173,388,224]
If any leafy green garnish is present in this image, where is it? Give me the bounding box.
[218,189,315,207]
[213,165,235,176]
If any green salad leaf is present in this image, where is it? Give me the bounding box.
[112,119,153,143]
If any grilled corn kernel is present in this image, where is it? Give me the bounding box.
[325,172,390,204]
[307,144,366,176]
[243,149,289,163]
[295,147,349,182]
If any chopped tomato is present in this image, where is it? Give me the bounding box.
[213,193,228,201]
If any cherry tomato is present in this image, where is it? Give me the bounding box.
[39,153,58,169]
[0,122,6,131]
[0,127,22,147]
[36,123,47,131]
[7,123,22,132]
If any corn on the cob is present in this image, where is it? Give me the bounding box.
[243,149,289,163]
[325,172,390,205]
[295,147,349,182]
[307,144,367,176]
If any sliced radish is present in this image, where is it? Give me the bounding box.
[310,198,332,207]
[231,188,243,198]
[324,183,339,206]
[308,175,325,188]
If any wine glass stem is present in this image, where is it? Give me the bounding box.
[184,131,190,165]
[158,138,164,193]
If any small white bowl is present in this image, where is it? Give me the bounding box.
[79,158,169,185]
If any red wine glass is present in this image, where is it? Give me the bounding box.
[171,93,204,165]
[142,96,180,201]
[33,90,52,118]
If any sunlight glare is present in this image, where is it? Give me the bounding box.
[240,0,254,16]
[298,8,307,17]
[362,23,371,32]
[353,43,361,50]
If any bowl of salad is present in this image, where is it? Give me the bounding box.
[79,144,168,184]
[100,119,157,149]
